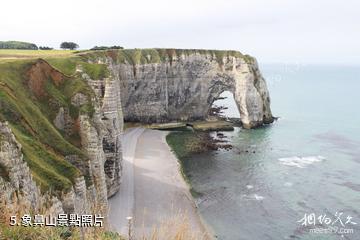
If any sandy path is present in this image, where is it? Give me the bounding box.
[109,128,145,234]
[109,128,209,239]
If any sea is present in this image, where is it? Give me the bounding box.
[181,64,360,240]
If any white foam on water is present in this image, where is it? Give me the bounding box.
[284,182,293,187]
[239,194,265,201]
[278,155,325,168]
[246,185,254,189]
[253,194,265,201]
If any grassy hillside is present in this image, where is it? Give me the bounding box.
[0,49,76,61]
[0,57,104,196]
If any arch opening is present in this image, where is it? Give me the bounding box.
[208,91,240,121]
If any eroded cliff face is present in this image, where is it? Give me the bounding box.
[0,59,123,223]
[0,121,65,216]
[77,62,124,198]
[0,121,42,212]
[50,62,125,216]
[112,51,273,128]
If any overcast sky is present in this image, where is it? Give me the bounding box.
[1,0,359,64]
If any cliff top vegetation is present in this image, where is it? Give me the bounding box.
[0,48,254,64]
[0,59,100,196]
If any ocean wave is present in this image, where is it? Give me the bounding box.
[239,194,265,201]
[284,182,293,187]
[278,155,325,168]
[253,194,265,201]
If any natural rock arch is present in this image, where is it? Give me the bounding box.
[115,52,273,128]
[208,90,241,119]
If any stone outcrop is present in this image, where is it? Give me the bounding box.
[114,51,273,128]
[0,121,42,212]
[100,63,123,197]
[0,121,64,216]
[78,114,109,214]
[79,62,124,198]
[0,121,101,219]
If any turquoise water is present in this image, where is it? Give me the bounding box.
[183,64,360,240]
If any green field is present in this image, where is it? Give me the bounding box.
[0,49,76,61]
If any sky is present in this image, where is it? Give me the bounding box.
[1,0,359,64]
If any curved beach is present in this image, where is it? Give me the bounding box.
[109,128,210,239]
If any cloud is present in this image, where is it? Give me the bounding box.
[0,0,359,64]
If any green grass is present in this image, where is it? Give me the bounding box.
[38,67,95,120]
[80,61,109,79]
[45,56,110,79]
[12,125,80,193]
[78,48,251,66]
[0,59,90,195]
[0,64,83,155]
[140,48,161,63]
[166,130,206,198]
[0,49,75,61]
[166,130,197,159]
[45,57,79,76]
[0,54,108,195]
